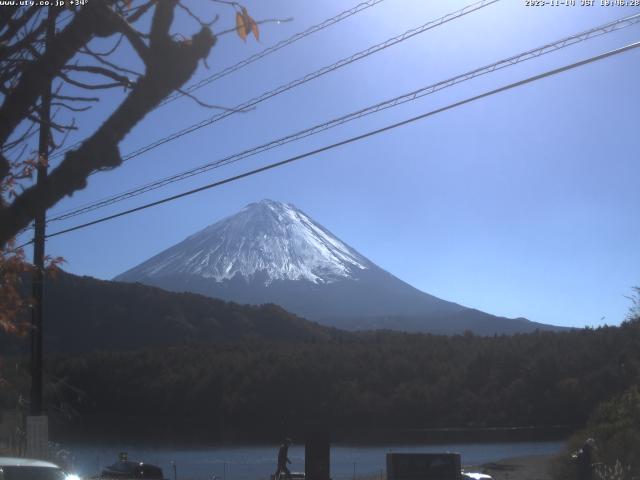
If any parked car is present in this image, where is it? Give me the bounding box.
[461,472,493,480]
[0,457,80,480]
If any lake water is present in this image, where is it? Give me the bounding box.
[66,441,564,480]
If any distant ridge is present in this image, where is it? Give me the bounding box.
[116,199,564,335]
[0,271,334,354]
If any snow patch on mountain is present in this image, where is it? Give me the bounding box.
[117,199,371,285]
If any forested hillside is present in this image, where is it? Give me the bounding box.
[31,318,639,442]
[2,272,638,447]
[0,271,334,354]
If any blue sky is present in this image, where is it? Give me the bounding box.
[18,0,640,328]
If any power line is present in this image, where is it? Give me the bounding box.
[162,0,388,105]
[45,12,640,224]
[49,0,499,163]
[41,40,640,241]
[121,0,499,162]
[45,0,498,221]
[48,0,388,161]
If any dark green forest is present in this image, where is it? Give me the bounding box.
[4,319,638,444]
[2,276,639,473]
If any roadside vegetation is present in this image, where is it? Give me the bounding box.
[552,297,640,480]
[551,385,640,480]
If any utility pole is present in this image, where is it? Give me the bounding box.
[28,5,55,459]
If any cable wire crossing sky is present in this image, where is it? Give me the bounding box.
[43,11,640,225]
[25,0,640,329]
[38,39,640,243]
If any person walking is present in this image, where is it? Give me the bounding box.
[576,438,596,480]
[275,438,293,480]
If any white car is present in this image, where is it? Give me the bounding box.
[461,472,493,480]
[0,457,80,480]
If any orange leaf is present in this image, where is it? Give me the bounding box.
[241,7,254,41]
[236,11,247,41]
[249,16,259,41]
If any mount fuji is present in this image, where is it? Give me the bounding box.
[115,199,561,334]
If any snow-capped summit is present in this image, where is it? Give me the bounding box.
[116,200,560,335]
[117,199,370,285]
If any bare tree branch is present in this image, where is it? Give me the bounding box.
[62,64,134,86]
[50,102,93,113]
[104,7,150,63]
[27,113,77,134]
[0,7,39,44]
[0,2,217,246]
[0,1,116,146]
[81,33,124,57]
[177,2,219,28]
[57,70,128,90]
[0,16,48,61]
[3,121,38,152]
[52,94,100,103]
[127,1,156,24]
[175,87,253,112]
[80,44,143,77]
